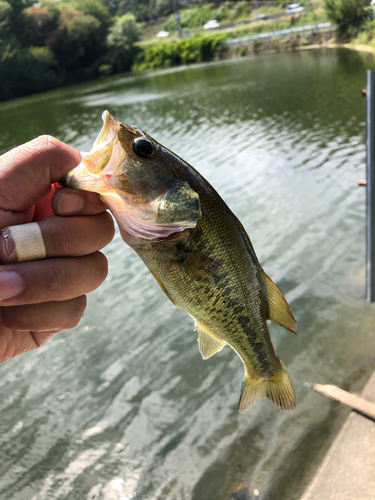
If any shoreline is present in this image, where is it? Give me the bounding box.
[299,41,375,54]
[300,371,375,500]
[2,37,375,105]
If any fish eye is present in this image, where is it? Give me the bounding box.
[133,137,154,158]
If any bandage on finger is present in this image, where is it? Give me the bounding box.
[1,222,46,262]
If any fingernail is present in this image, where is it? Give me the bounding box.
[57,192,84,216]
[0,271,24,300]
[0,228,17,262]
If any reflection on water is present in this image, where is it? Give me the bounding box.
[1,48,375,500]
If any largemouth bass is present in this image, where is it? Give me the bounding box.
[61,111,297,413]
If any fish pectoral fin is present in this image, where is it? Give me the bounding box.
[262,270,297,334]
[239,361,296,413]
[194,321,226,360]
[150,271,178,307]
[186,252,225,284]
[178,244,226,284]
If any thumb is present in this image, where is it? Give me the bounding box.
[0,135,82,213]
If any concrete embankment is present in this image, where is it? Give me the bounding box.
[220,25,336,58]
[300,370,375,500]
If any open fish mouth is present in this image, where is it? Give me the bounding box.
[60,111,202,241]
[61,111,121,192]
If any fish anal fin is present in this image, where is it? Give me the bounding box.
[150,271,178,307]
[262,270,297,334]
[238,361,296,413]
[194,321,226,360]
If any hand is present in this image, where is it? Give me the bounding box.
[0,135,115,362]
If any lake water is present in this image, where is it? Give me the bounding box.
[1,48,375,500]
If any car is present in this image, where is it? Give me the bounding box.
[157,31,169,38]
[204,20,220,30]
[286,3,304,14]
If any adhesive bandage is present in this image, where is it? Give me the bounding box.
[3,222,46,262]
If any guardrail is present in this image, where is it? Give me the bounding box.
[225,22,333,46]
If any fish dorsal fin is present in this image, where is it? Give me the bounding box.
[262,270,297,334]
[194,321,226,360]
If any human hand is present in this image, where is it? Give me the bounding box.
[0,135,115,362]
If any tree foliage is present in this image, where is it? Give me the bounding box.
[0,43,59,99]
[104,14,140,74]
[109,13,140,46]
[134,34,226,70]
[0,0,121,97]
[324,0,371,35]
[0,0,230,102]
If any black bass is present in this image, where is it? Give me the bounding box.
[61,111,297,413]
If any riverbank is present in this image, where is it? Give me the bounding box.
[300,370,375,500]
[132,24,336,72]
[218,29,335,60]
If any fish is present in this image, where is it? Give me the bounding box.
[61,110,297,413]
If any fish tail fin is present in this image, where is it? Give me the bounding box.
[238,361,296,413]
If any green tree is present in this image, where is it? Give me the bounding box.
[0,1,12,38]
[324,0,371,36]
[117,0,152,22]
[0,43,59,99]
[22,5,58,46]
[45,6,105,82]
[68,0,111,39]
[109,13,139,45]
[2,0,34,45]
[104,13,140,74]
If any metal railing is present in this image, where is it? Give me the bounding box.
[367,71,375,302]
[225,22,333,46]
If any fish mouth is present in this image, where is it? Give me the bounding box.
[60,110,121,191]
[60,110,202,242]
[92,110,118,152]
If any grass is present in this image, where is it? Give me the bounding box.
[133,2,332,73]
[133,33,226,70]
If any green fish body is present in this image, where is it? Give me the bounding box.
[62,111,296,412]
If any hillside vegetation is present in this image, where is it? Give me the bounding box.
[0,0,374,102]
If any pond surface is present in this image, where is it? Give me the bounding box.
[1,48,375,500]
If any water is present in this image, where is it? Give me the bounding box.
[1,48,375,500]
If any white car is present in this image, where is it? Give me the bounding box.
[157,31,169,38]
[286,3,304,14]
[204,20,220,30]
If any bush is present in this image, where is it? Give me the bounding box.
[356,18,375,43]
[164,5,217,32]
[0,44,59,100]
[133,34,226,70]
[109,13,140,46]
[324,0,372,36]
[233,1,251,20]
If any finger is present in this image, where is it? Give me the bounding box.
[33,183,59,221]
[0,296,87,331]
[0,212,115,263]
[52,187,108,216]
[0,327,69,362]
[0,252,108,306]
[0,136,81,212]
[0,207,35,230]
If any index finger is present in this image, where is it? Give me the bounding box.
[0,136,82,212]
